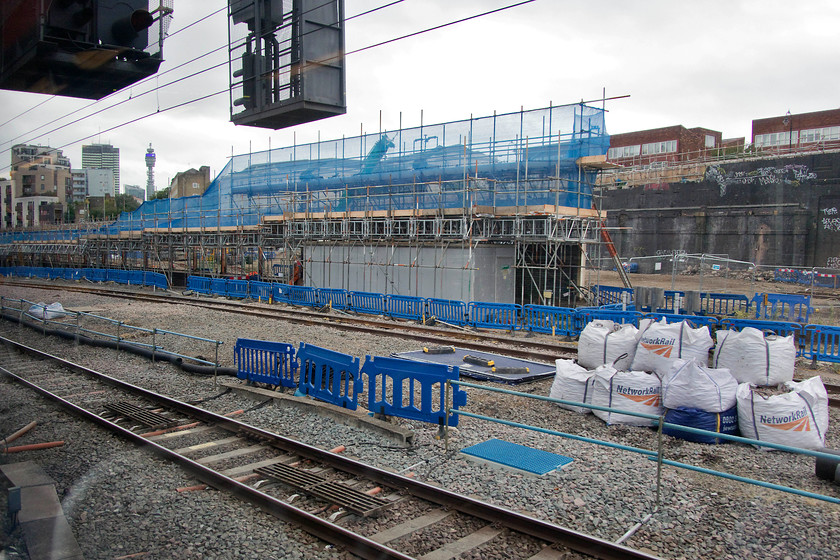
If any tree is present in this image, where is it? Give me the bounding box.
[154,187,171,200]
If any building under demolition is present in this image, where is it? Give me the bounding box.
[0,103,612,306]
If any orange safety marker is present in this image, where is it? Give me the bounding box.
[3,441,65,453]
[223,409,244,417]
[329,445,346,454]
[139,421,201,438]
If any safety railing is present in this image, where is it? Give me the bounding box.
[349,291,386,315]
[362,355,467,427]
[447,379,840,512]
[593,284,634,306]
[249,281,273,302]
[188,275,211,294]
[318,288,350,311]
[468,302,521,331]
[226,279,250,299]
[752,293,812,323]
[234,338,297,388]
[803,324,840,364]
[284,285,318,307]
[0,266,168,289]
[427,298,468,326]
[385,294,426,322]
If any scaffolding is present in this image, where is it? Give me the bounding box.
[0,103,612,305]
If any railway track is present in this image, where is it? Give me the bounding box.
[0,278,577,365]
[0,335,659,560]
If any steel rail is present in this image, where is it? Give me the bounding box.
[0,279,577,363]
[0,335,660,560]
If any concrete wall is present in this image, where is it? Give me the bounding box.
[603,152,840,268]
[305,243,516,302]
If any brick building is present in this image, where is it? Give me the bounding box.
[607,125,723,166]
[7,144,72,228]
[169,166,211,198]
[752,108,840,151]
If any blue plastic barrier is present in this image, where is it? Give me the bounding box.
[297,342,362,410]
[578,309,642,330]
[386,294,426,321]
[187,275,211,294]
[227,279,250,299]
[271,283,291,304]
[753,293,812,323]
[427,298,468,326]
[522,305,578,336]
[249,281,273,302]
[234,338,297,388]
[468,302,521,331]
[701,293,751,316]
[809,272,839,288]
[128,270,144,286]
[284,285,318,307]
[145,272,168,290]
[643,313,719,330]
[661,291,684,313]
[317,288,350,310]
[348,291,386,315]
[593,285,634,306]
[209,277,227,296]
[774,268,798,283]
[47,267,63,280]
[362,355,467,427]
[804,325,840,364]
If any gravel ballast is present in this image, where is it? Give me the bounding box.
[1,283,839,560]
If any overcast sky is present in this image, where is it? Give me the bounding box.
[2,0,839,193]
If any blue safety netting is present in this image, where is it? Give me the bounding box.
[0,103,608,242]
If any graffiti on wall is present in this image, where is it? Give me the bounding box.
[705,164,817,196]
[655,249,687,256]
[822,207,840,232]
[827,256,840,269]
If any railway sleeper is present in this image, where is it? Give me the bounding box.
[255,463,393,517]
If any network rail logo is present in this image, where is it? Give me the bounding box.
[615,385,661,407]
[639,336,676,358]
[759,409,812,432]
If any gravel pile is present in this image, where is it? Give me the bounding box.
[1,282,839,560]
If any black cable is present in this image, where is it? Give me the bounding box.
[1,0,538,170]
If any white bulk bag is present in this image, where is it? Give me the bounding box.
[588,365,663,426]
[736,377,829,450]
[713,327,795,386]
[631,319,713,375]
[27,302,66,320]
[550,359,593,414]
[577,320,638,370]
[662,358,738,413]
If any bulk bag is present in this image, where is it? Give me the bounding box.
[736,377,829,450]
[661,358,738,413]
[713,327,795,386]
[663,406,739,444]
[550,359,593,414]
[588,365,663,426]
[577,320,638,370]
[631,319,713,375]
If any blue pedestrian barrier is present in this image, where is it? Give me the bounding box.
[386,294,426,321]
[285,285,318,307]
[578,309,642,330]
[188,275,211,294]
[427,298,468,326]
[227,279,250,299]
[362,355,467,427]
[297,342,362,410]
[469,301,521,331]
[128,270,144,286]
[522,304,578,336]
[804,325,840,364]
[593,285,634,306]
[249,281,273,302]
[144,272,168,289]
[752,293,812,323]
[209,277,227,296]
[317,288,350,310]
[718,318,805,356]
[271,283,291,304]
[348,291,386,315]
[701,293,751,316]
[775,268,798,283]
[643,312,719,330]
[234,338,297,388]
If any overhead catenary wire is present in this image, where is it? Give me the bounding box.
[0,0,538,173]
[0,0,406,153]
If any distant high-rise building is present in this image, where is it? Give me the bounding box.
[81,143,120,197]
[124,184,145,203]
[145,144,156,199]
